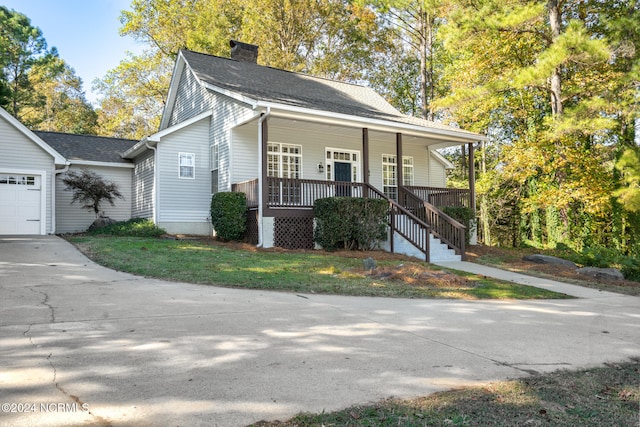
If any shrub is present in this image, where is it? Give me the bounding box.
[314,197,388,251]
[210,192,247,241]
[568,246,623,269]
[440,206,476,244]
[88,218,166,237]
[62,169,124,217]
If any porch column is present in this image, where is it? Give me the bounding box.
[396,133,403,201]
[362,128,369,198]
[261,116,269,215]
[468,142,476,213]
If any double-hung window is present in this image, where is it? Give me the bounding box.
[179,152,195,179]
[382,154,414,200]
[382,154,398,200]
[210,145,219,193]
[267,142,302,205]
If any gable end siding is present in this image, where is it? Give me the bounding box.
[169,67,217,127]
[157,117,211,230]
[0,114,55,234]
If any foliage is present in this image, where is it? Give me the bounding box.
[87,217,165,237]
[210,192,247,242]
[0,6,96,133]
[0,6,53,119]
[438,0,639,253]
[614,148,640,212]
[93,50,170,139]
[564,245,640,282]
[62,169,124,218]
[440,206,475,244]
[314,197,388,251]
[21,56,97,133]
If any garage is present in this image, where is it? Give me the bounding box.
[0,173,43,235]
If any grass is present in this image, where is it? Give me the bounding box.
[66,235,570,300]
[469,245,640,296]
[251,359,640,427]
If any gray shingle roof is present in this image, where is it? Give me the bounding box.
[181,49,481,137]
[34,131,137,164]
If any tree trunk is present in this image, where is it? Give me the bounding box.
[548,0,563,117]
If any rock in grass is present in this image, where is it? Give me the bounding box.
[576,267,624,281]
[523,254,576,267]
[363,257,376,271]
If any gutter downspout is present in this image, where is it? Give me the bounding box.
[257,107,271,247]
[52,163,70,234]
[145,141,158,225]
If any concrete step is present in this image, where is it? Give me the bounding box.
[429,235,462,262]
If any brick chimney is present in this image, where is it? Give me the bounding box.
[230,40,258,63]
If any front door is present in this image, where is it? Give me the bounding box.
[334,162,351,197]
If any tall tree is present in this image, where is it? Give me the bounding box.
[21,56,97,134]
[364,0,448,120]
[439,0,637,250]
[0,6,52,119]
[94,50,171,139]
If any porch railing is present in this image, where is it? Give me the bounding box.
[232,179,259,208]
[232,177,432,261]
[401,187,466,259]
[406,186,470,208]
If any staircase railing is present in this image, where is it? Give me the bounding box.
[400,187,466,260]
[366,184,431,262]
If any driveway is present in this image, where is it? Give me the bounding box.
[1,236,639,427]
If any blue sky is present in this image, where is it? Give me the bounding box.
[2,0,144,105]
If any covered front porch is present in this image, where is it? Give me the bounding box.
[228,112,480,262]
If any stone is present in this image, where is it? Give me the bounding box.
[576,267,624,281]
[363,257,376,271]
[88,216,118,231]
[523,254,576,267]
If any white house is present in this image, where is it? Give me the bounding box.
[0,40,486,262]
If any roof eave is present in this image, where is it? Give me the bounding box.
[256,101,486,144]
[68,160,135,169]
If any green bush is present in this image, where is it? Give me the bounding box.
[314,197,388,251]
[88,218,166,237]
[210,192,247,241]
[568,246,624,269]
[440,206,476,244]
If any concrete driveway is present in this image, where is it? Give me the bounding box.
[1,236,639,427]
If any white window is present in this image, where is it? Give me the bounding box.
[403,156,414,186]
[267,143,302,178]
[210,145,219,193]
[179,153,195,179]
[382,154,397,200]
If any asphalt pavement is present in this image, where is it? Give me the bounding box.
[1,235,639,427]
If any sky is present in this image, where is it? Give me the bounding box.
[2,0,144,105]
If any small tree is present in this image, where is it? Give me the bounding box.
[62,169,124,217]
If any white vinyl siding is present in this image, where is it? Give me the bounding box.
[56,165,132,233]
[429,152,448,187]
[0,114,54,234]
[168,67,217,127]
[132,150,155,219]
[156,116,210,225]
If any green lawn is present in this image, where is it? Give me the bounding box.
[67,236,570,300]
[251,359,640,427]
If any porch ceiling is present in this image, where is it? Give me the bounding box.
[256,114,478,149]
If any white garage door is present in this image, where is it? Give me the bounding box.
[0,174,42,235]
